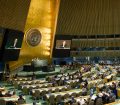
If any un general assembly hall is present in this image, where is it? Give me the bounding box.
[1,0,120,105]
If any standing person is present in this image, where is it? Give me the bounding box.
[59,40,68,48]
[18,95,26,104]
[90,88,94,97]
[32,72,36,80]
[60,66,64,74]
[13,38,18,48]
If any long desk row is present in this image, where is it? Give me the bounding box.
[10,66,119,105]
[13,79,47,88]
[32,85,70,98]
[45,89,82,102]
[0,95,26,105]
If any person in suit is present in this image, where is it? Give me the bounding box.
[59,40,68,48]
[8,38,18,49]
[13,38,18,48]
[5,91,12,97]
[0,91,4,97]
[18,95,26,104]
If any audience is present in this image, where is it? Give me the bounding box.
[5,91,12,97]
[69,96,76,105]
[0,91,4,97]
[1,64,119,105]
[82,86,87,96]
[18,95,26,104]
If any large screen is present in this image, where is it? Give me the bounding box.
[5,29,23,49]
[56,40,71,49]
[2,29,24,61]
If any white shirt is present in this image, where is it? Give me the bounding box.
[91,94,97,100]
[76,98,85,105]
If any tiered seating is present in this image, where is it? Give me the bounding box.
[12,79,47,88]
[0,86,26,105]
[10,64,119,105]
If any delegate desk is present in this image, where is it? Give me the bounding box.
[97,80,118,92]
[0,96,19,105]
[32,85,69,93]
[22,83,53,94]
[66,79,79,86]
[14,79,47,87]
[32,86,70,98]
[104,73,116,83]
[64,95,90,105]
[22,83,52,89]
[45,89,82,101]
[0,87,5,92]
[13,77,31,81]
[88,79,103,89]
[105,100,120,105]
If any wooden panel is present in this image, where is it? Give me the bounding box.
[0,0,31,31]
[71,51,120,57]
[72,39,120,47]
[56,0,120,35]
